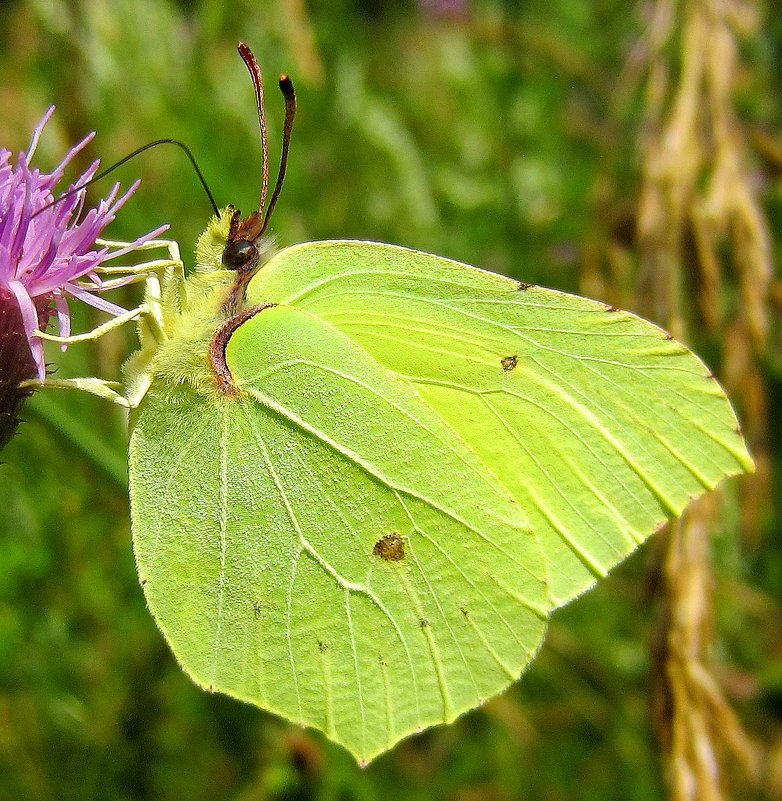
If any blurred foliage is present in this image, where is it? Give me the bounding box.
[0,1,780,799]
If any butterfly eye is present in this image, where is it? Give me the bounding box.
[222,238,258,270]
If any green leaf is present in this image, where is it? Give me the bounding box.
[129,239,751,762]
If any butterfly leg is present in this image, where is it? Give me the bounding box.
[33,301,151,346]
[17,376,132,406]
[23,238,186,407]
[95,236,185,337]
[33,238,183,347]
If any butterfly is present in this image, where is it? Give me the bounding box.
[109,42,751,763]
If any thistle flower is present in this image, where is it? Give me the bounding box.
[0,106,166,449]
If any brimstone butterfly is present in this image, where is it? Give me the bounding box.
[116,43,752,764]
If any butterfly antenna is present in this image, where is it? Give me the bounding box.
[237,41,270,217]
[260,75,296,236]
[30,138,220,219]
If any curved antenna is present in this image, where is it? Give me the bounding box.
[237,41,269,216]
[260,75,297,236]
[31,138,220,219]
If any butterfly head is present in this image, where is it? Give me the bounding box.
[222,208,265,273]
[219,43,296,277]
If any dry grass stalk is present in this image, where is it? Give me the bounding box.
[655,497,761,801]
[621,0,771,798]
[636,0,770,539]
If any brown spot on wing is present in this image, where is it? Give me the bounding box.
[373,532,405,561]
[501,355,518,372]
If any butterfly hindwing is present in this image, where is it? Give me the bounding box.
[129,302,547,763]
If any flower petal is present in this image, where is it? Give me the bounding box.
[53,290,71,351]
[64,282,128,316]
[8,279,46,380]
[25,106,55,161]
[2,108,168,373]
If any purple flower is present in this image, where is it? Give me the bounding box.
[0,107,166,448]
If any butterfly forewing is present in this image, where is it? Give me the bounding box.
[247,241,752,606]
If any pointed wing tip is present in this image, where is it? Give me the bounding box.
[739,451,756,475]
[717,433,755,478]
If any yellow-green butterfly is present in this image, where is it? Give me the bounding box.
[104,43,751,763]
